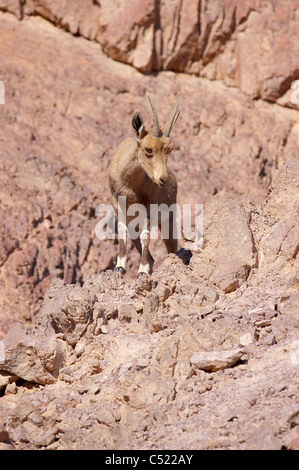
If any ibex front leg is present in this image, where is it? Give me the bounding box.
[115,222,127,274]
[138,217,154,277]
[115,198,127,275]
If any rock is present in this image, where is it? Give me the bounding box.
[190,192,257,292]
[118,304,136,323]
[190,348,244,372]
[260,333,277,347]
[233,2,299,102]
[0,2,298,453]
[0,0,22,18]
[283,428,299,450]
[0,428,9,443]
[142,293,162,333]
[239,333,254,346]
[288,409,299,429]
[0,322,68,385]
[6,396,57,448]
[2,0,297,106]
[0,371,18,392]
[246,422,281,451]
[0,10,298,333]
[41,280,95,346]
[121,370,176,412]
[260,160,299,273]
[154,282,172,303]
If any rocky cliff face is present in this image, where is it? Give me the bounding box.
[0,1,298,450]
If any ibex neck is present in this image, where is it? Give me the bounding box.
[128,150,153,193]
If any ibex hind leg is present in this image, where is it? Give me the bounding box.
[161,212,178,254]
[158,207,178,254]
[164,237,178,254]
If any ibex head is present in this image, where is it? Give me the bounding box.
[131,95,180,188]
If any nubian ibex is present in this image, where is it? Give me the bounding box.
[108,95,180,277]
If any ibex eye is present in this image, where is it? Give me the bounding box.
[145,148,153,157]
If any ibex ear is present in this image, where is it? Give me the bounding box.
[131,112,146,139]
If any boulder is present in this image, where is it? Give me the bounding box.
[191,191,257,292]
[190,348,244,372]
[0,322,67,385]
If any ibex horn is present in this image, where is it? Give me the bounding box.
[147,95,161,138]
[163,95,180,137]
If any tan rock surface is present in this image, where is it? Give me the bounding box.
[1,0,298,103]
[0,3,298,451]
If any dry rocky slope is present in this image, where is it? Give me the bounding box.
[0,1,298,450]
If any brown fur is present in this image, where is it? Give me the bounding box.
[108,98,179,276]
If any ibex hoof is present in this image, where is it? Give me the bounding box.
[115,267,126,275]
[137,272,148,278]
